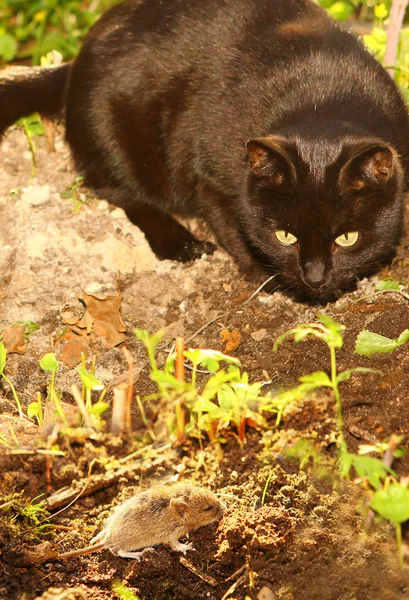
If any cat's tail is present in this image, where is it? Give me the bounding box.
[0,63,70,135]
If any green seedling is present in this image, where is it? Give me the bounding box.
[0,342,23,418]
[355,328,409,357]
[17,114,44,180]
[12,321,40,342]
[272,315,378,469]
[77,365,108,428]
[112,581,140,600]
[191,365,267,444]
[27,392,44,426]
[40,352,68,425]
[136,329,268,444]
[371,478,409,568]
[61,176,89,212]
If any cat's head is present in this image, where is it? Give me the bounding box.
[244,134,405,302]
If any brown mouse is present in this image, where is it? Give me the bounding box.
[58,483,226,560]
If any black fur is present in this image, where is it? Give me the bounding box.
[2,0,409,301]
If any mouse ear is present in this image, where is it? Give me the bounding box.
[170,498,189,517]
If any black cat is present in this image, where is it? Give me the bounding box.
[1,0,409,302]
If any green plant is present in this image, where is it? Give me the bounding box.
[355,328,409,357]
[0,492,52,542]
[112,581,140,600]
[17,114,44,179]
[0,0,123,66]
[271,315,378,469]
[39,352,68,425]
[27,391,44,426]
[0,341,23,418]
[371,478,409,567]
[61,176,90,212]
[77,363,109,428]
[135,329,268,444]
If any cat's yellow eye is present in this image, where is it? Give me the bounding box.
[275,230,298,246]
[334,231,359,248]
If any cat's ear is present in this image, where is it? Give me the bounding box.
[246,137,296,186]
[340,143,397,190]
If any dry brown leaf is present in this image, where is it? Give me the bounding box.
[220,328,241,353]
[59,338,89,368]
[82,292,126,332]
[2,325,26,354]
[59,290,126,349]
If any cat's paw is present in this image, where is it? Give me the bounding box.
[169,239,217,262]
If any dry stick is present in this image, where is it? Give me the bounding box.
[122,346,134,433]
[220,574,247,600]
[384,0,409,76]
[110,383,128,435]
[179,556,218,586]
[71,384,94,428]
[364,434,401,530]
[176,336,185,382]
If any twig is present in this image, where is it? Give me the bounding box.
[220,574,247,600]
[110,383,128,435]
[179,556,218,586]
[71,384,94,428]
[122,346,134,433]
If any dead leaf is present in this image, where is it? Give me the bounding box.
[59,290,126,349]
[2,325,26,354]
[220,328,241,353]
[59,338,89,368]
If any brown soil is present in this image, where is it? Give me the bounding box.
[1,125,409,600]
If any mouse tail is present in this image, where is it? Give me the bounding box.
[57,541,104,560]
[0,63,70,136]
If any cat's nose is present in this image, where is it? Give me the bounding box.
[303,260,326,288]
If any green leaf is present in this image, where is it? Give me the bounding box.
[77,367,104,391]
[0,34,18,62]
[327,1,354,21]
[88,401,109,416]
[27,401,41,419]
[0,343,6,375]
[112,581,140,600]
[337,367,381,383]
[39,353,59,372]
[352,455,394,490]
[185,348,241,371]
[371,483,409,524]
[299,371,332,387]
[355,329,409,357]
[375,278,401,291]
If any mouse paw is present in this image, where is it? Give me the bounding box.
[171,541,195,554]
[117,548,153,560]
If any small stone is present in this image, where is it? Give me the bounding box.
[23,150,32,161]
[257,586,277,600]
[110,207,126,219]
[21,184,51,206]
[251,328,267,341]
[97,200,109,211]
